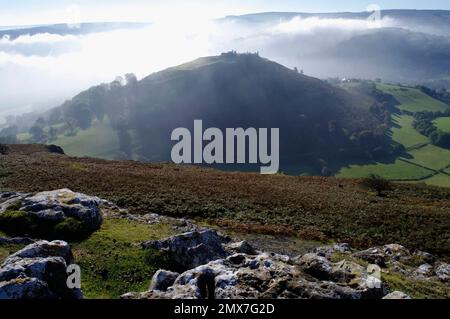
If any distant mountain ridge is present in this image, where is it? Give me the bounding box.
[218,10,450,85]
[0,22,150,40]
[224,10,450,35]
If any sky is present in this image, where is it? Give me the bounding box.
[1,0,450,26]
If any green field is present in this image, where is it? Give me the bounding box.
[423,173,450,188]
[16,132,31,143]
[377,84,449,112]
[391,114,429,148]
[338,85,450,187]
[434,117,450,133]
[406,144,450,170]
[338,116,450,186]
[337,160,434,180]
[52,120,119,160]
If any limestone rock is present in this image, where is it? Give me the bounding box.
[330,259,366,284]
[382,291,412,299]
[434,263,450,282]
[142,230,232,269]
[20,189,103,230]
[4,240,73,265]
[150,270,180,291]
[313,243,352,259]
[413,263,434,277]
[224,241,257,256]
[127,251,388,300]
[0,277,53,299]
[353,247,387,266]
[294,253,333,280]
[383,244,410,261]
[0,240,82,299]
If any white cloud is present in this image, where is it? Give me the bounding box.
[0,19,224,119]
[271,16,395,34]
[0,14,419,120]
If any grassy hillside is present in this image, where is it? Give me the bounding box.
[337,160,434,180]
[1,144,449,256]
[41,53,384,172]
[425,173,450,188]
[377,84,449,112]
[407,145,450,170]
[52,118,119,160]
[391,114,429,148]
[434,117,450,133]
[338,82,450,187]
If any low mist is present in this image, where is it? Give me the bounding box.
[0,12,448,121]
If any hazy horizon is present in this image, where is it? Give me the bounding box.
[1,0,450,26]
[1,2,450,122]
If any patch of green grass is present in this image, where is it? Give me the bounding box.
[406,144,450,170]
[0,244,25,264]
[51,118,119,160]
[434,117,450,133]
[377,84,449,112]
[336,160,434,180]
[72,218,175,299]
[423,173,450,188]
[16,132,31,143]
[391,114,429,148]
[383,272,450,299]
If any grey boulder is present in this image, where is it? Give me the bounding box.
[0,240,82,299]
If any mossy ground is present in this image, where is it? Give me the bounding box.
[72,217,176,299]
[383,272,450,299]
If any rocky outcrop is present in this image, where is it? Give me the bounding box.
[0,189,104,238]
[351,243,448,283]
[224,241,257,256]
[127,234,395,300]
[142,230,233,269]
[313,243,352,259]
[18,189,103,230]
[0,240,82,299]
[124,249,388,299]
[149,270,180,291]
[352,244,421,267]
[382,291,412,299]
[294,253,333,280]
[434,263,450,282]
[413,263,434,277]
